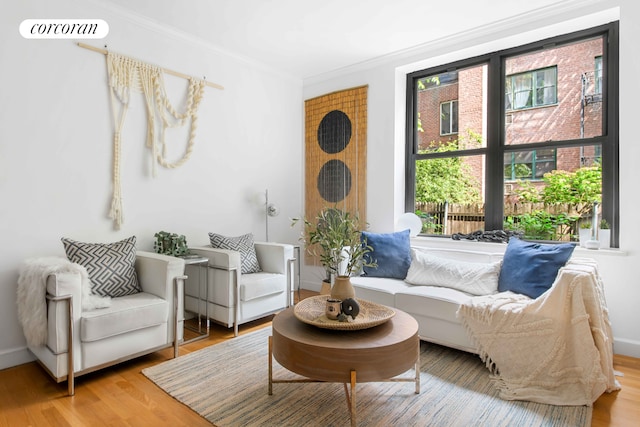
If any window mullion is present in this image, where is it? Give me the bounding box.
[485,54,504,231]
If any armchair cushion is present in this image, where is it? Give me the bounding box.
[240,272,286,301]
[209,232,261,274]
[81,292,168,342]
[61,236,141,297]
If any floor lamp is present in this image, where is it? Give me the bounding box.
[265,189,279,242]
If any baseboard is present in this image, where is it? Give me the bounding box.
[301,280,323,293]
[613,338,640,359]
[0,345,34,371]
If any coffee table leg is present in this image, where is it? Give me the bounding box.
[351,370,357,427]
[268,335,273,395]
[415,345,421,394]
[342,370,357,427]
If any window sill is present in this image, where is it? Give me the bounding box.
[410,235,627,256]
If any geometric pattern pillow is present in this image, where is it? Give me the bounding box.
[208,232,261,274]
[61,235,141,297]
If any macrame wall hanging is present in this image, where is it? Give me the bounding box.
[78,43,224,229]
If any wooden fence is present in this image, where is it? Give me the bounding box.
[416,202,591,239]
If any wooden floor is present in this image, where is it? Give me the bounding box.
[0,289,638,427]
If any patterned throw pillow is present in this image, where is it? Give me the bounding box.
[208,232,261,274]
[61,236,141,297]
[404,249,501,296]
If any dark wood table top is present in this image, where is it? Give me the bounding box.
[271,305,419,383]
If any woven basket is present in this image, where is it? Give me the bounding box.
[294,295,394,331]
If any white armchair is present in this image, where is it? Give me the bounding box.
[18,251,186,395]
[188,242,295,336]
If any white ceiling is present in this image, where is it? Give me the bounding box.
[102,0,571,79]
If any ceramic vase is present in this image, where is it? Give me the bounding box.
[599,229,611,249]
[320,280,331,295]
[331,276,355,300]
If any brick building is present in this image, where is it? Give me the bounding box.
[416,37,603,202]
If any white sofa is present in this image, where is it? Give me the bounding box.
[351,245,594,354]
[351,247,503,353]
[188,242,295,336]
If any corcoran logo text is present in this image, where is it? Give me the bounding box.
[20,19,109,39]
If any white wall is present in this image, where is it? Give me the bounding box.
[0,0,303,369]
[302,0,640,358]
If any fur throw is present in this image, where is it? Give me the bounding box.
[17,257,111,347]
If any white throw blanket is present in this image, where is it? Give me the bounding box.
[17,257,111,347]
[457,259,620,406]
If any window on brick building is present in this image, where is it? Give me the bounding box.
[406,22,619,246]
[505,67,557,110]
[504,149,556,181]
[440,100,458,135]
[595,56,603,94]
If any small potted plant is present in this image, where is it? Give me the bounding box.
[154,231,190,256]
[578,222,592,248]
[292,207,376,300]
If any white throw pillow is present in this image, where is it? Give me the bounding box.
[404,249,500,296]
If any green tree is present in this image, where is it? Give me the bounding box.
[514,164,601,214]
[506,163,602,240]
[539,165,601,211]
[415,138,481,204]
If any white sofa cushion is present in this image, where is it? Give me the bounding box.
[80,292,167,342]
[350,276,413,307]
[396,285,473,322]
[404,249,501,296]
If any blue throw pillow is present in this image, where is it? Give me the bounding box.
[361,229,411,279]
[498,238,575,299]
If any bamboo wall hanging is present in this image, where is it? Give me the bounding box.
[304,85,368,266]
[78,43,223,229]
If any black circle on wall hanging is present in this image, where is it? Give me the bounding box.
[317,159,352,203]
[317,110,352,154]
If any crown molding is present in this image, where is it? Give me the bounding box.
[303,0,618,84]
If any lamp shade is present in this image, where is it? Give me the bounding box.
[396,213,422,237]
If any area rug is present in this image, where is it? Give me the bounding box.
[142,327,591,427]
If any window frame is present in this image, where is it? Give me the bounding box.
[405,22,619,247]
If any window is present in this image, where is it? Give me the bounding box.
[406,23,619,246]
[595,56,603,94]
[504,149,556,181]
[505,67,557,110]
[440,100,458,135]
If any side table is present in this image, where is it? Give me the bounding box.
[292,245,302,303]
[180,254,209,343]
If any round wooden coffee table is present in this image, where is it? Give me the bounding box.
[268,305,420,427]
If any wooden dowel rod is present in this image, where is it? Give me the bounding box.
[77,42,224,90]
